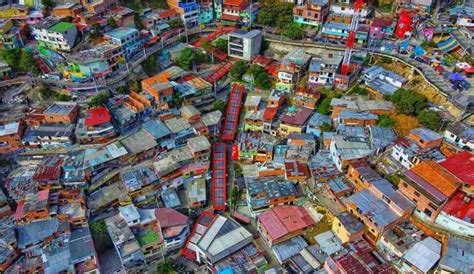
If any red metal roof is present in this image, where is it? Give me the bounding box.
[258,206,315,242]
[205,62,233,83]
[33,165,61,181]
[281,107,313,126]
[211,49,228,62]
[223,0,247,7]
[212,142,227,211]
[158,8,178,19]
[232,211,250,224]
[221,83,245,141]
[155,208,188,228]
[335,238,394,273]
[266,63,280,77]
[84,107,111,127]
[263,107,277,121]
[14,189,50,220]
[464,67,474,74]
[371,18,393,28]
[221,13,240,21]
[442,191,474,224]
[440,151,474,186]
[180,211,217,260]
[285,161,310,178]
[253,55,272,67]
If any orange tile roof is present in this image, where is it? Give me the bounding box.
[410,161,460,197]
[159,8,178,19]
[224,0,247,6]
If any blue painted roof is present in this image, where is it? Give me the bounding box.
[106,27,138,39]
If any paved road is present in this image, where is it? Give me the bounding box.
[263,33,473,111]
[2,27,469,112]
[0,27,208,91]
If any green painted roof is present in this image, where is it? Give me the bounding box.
[137,229,161,246]
[49,22,74,33]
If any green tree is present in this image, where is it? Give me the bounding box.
[246,64,272,89]
[283,23,304,40]
[417,110,442,131]
[317,97,332,115]
[320,122,332,132]
[391,88,427,115]
[212,100,227,112]
[172,91,183,106]
[19,50,40,74]
[194,50,207,63]
[142,53,159,76]
[352,85,368,95]
[383,94,392,101]
[156,259,174,274]
[378,115,396,127]
[230,187,240,211]
[41,0,55,8]
[169,18,184,29]
[134,14,145,30]
[1,49,40,74]
[89,92,110,107]
[116,86,129,94]
[0,157,12,168]
[55,93,71,101]
[257,0,294,28]
[147,0,168,9]
[128,80,141,93]
[39,86,55,100]
[175,48,207,71]
[201,40,212,51]
[230,61,248,80]
[214,39,228,52]
[254,71,271,89]
[247,64,263,76]
[234,163,243,177]
[90,220,114,253]
[107,17,118,28]
[176,48,194,70]
[0,48,20,68]
[90,23,103,39]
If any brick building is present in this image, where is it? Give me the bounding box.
[0,121,25,154]
[43,102,79,124]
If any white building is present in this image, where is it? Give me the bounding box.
[308,52,343,86]
[443,122,474,151]
[118,204,141,227]
[390,138,445,170]
[330,134,373,171]
[33,19,78,51]
[329,1,372,17]
[195,215,253,266]
[228,29,262,61]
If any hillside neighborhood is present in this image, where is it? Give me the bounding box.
[0,0,473,273]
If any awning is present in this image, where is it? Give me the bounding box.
[449,73,463,81]
[437,37,460,53]
[221,13,240,21]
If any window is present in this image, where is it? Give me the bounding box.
[428,202,438,210]
[414,191,420,197]
[381,195,391,204]
[402,182,408,188]
[423,208,432,217]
